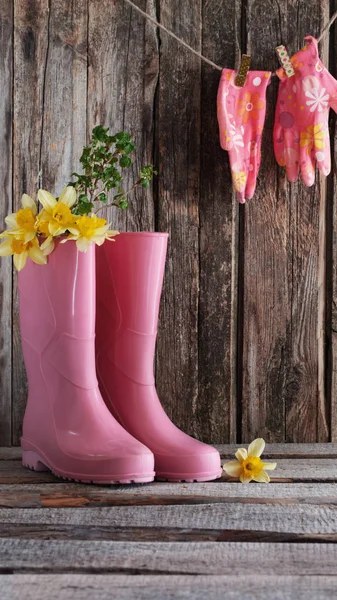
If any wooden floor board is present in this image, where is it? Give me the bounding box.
[2,574,337,600]
[1,443,336,596]
[1,540,337,575]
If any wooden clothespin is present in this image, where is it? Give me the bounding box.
[235,54,251,86]
[275,45,295,77]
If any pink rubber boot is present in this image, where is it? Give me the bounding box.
[19,240,155,483]
[95,232,222,482]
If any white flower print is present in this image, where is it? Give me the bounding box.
[229,122,244,151]
[305,87,329,113]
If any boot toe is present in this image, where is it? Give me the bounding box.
[155,443,222,482]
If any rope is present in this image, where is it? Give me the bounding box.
[123,0,337,74]
[123,0,222,71]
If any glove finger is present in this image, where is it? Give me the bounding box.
[300,143,316,187]
[316,147,331,178]
[217,76,234,151]
[245,138,262,200]
[282,128,300,182]
[228,154,248,203]
[273,120,286,166]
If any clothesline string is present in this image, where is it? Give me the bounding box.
[123,0,337,76]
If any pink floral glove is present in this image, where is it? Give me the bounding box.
[274,36,337,185]
[217,68,271,203]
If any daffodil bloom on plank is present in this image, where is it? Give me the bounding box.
[37,187,79,237]
[223,438,277,484]
[4,194,37,243]
[0,234,47,271]
[61,214,119,252]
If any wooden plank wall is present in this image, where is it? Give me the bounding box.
[0,0,335,445]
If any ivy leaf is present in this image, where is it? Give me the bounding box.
[92,125,109,142]
[73,200,94,215]
[119,155,132,168]
[98,192,107,203]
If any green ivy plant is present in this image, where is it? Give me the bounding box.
[68,126,156,216]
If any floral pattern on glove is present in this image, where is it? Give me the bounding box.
[217,69,271,203]
[274,35,337,185]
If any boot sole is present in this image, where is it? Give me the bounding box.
[155,470,223,483]
[22,449,155,485]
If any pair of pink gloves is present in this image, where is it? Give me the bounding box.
[217,36,337,202]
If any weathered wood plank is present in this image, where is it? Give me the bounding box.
[0,0,13,446]
[330,0,337,441]
[3,444,337,461]
[155,0,201,437]
[0,458,336,483]
[197,1,239,442]
[87,0,157,232]
[1,501,337,537]
[1,540,337,575]
[12,0,88,444]
[217,443,337,458]
[0,449,21,461]
[1,523,336,543]
[242,2,330,442]
[2,481,337,508]
[2,574,337,600]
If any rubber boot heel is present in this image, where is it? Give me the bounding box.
[22,449,50,472]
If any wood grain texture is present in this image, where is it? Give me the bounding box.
[2,0,337,443]
[241,1,330,443]
[1,481,337,508]
[154,0,201,437]
[2,499,337,535]
[197,2,239,443]
[0,0,13,446]
[330,0,337,441]
[2,574,337,600]
[0,457,336,484]
[1,540,337,575]
[87,0,157,232]
[3,443,337,460]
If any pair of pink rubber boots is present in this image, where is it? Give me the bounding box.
[19,233,222,484]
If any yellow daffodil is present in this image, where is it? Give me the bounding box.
[223,438,277,484]
[35,215,55,255]
[61,214,119,252]
[37,187,79,236]
[0,234,47,271]
[3,194,37,243]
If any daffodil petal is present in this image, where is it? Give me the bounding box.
[235,448,248,462]
[252,470,270,483]
[5,214,17,228]
[0,239,13,256]
[28,245,47,265]
[23,230,37,243]
[21,194,37,215]
[262,462,277,471]
[59,186,77,208]
[40,235,54,252]
[76,237,92,252]
[239,472,253,484]
[223,461,243,477]
[14,251,28,271]
[48,222,65,236]
[38,190,57,212]
[67,226,80,236]
[248,438,265,457]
